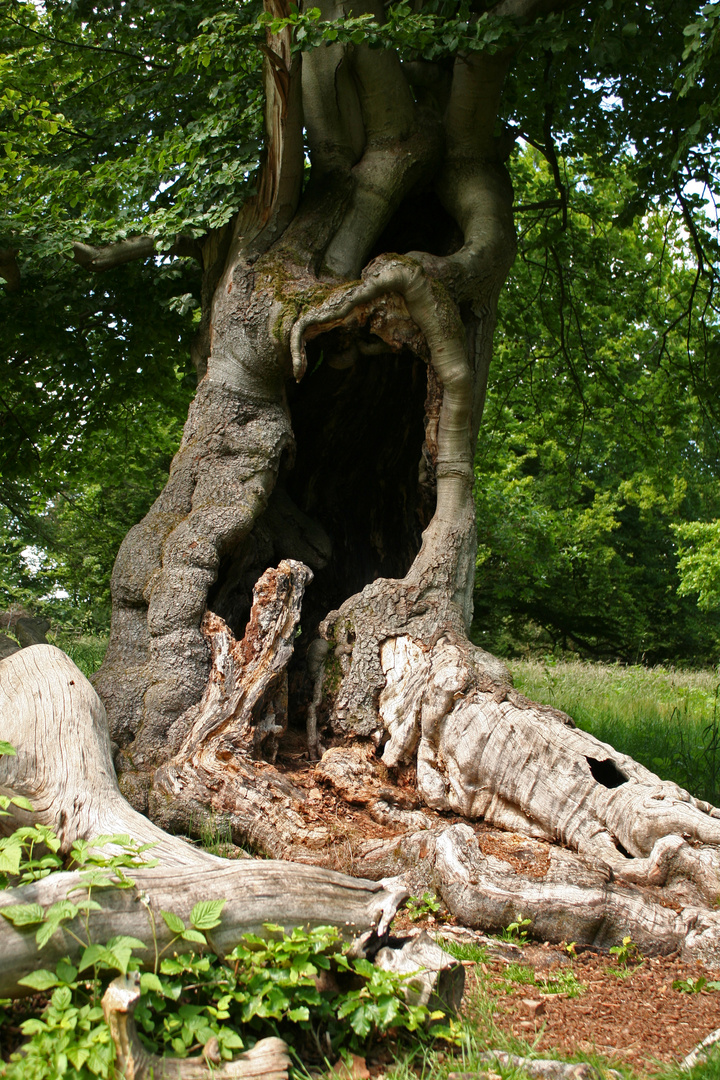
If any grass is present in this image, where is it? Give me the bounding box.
[46,632,108,678]
[510,659,720,805]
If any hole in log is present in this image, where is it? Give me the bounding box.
[586,756,628,789]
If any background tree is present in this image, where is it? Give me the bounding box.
[3,0,720,953]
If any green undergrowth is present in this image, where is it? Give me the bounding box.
[511,659,720,804]
[46,634,108,678]
[0,743,456,1079]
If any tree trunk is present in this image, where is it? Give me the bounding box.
[84,0,720,962]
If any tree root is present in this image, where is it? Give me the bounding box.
[351,824,720,966]
[0,645,407,999]
[375,633,720,896]
[102,976,291,1080]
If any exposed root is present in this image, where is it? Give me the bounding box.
[376,633,720,894]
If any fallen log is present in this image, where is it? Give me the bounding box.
[0,645,406,998]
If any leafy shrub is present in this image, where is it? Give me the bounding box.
[0,770,454,1080]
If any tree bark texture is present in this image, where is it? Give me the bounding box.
[79,0,720,962]
[0,646,407,999]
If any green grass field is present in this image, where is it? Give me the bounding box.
[510,659,720,805]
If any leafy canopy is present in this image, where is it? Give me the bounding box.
[1,0,719,651]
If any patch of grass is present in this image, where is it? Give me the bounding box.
[438,938,490,965]
[656,1045,720,1080]
[48,634,108,678]
[491,962,586,999]
[502,963,537,986]
[510,659,720,803]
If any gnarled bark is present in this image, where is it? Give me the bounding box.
[81,0,720,968]
[0,645,408,999]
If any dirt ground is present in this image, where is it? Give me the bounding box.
[439,926,720,1073]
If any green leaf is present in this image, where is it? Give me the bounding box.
[286,1006,310,1021]
[190,899,226,930]
[0,841,22,876]
[181,928,207,944]
[10,795,34,812]
[0,741,17,757]
[140,971,164,994]
[18,969,60,991]
[1,903,45,926]
[161,910,186,935]
[78,944,106,972]
[55,959,78,984]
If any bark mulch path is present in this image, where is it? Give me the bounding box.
[462,937,720,1074]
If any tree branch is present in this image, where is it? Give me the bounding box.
[2,12,171,71]
[73,235,201,272]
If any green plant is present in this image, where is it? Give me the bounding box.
[438,938,489,966]
[534,969,585,998]
[405,892,442,922]
[498,962,585,999]
[608,935,642,972]
[499,916,532,944]
[502,963,536,986]
[0,801,456,1078]
[2,980,115,1080]
[673,976,720,993]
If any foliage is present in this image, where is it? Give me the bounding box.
[473,147,720,666]
[608,935,642,969]
[405,892,442,922]
[672,975,720,992]
[674,520,720,612]
[499,962,586,999]
[499,917,532,944]
[0,777,453,1078]
[511,659,720,803]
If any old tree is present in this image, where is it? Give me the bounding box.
[2,0,720,992]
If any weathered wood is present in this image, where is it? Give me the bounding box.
[0,645,406,998]
[352,824,720,966]
[102,976,290,1080]
[0,857,406,999]
[143,561,347,856]
[374,931,464,1012]
[375,634,720,891]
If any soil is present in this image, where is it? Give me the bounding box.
[411,920,720,1074]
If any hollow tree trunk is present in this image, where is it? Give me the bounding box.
[88,0,720,962]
